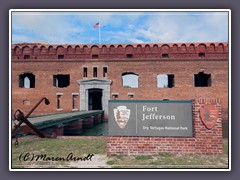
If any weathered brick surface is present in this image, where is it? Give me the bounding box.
[11,42,228,121]
[107,99,223,155]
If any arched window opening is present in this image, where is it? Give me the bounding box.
[122,72,139,88]
[19,73,35,88]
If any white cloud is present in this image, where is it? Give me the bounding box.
[132,13,228,43]
[129,38,144,44]
[12,13,85,44]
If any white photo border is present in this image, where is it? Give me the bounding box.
[9,9,231,171]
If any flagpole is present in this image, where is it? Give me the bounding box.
[99,22,101,44]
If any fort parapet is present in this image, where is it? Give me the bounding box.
[12,42,228,60]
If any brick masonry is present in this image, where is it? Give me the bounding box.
[107,99,223,155]
[11,42,228,123]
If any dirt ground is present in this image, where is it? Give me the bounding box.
[68,154,110,168]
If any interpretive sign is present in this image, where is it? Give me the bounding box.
[109,100,193,137]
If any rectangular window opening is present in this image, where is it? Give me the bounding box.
[112,93,119,100]
[157,74,174,88]
[126,54,133,58]
[92,54,99,59]
[83,67,88,77]
[168,74,174,88]
[103,67,108,77]
[57,95,62,109]
[194,72,211,87]
[128,93,134,100]
[93,67,98,77]
[162,54,169,58]
[58,55,64,59]
[24,55,30,59]
[198,53,205,58]
[53,74,70,88]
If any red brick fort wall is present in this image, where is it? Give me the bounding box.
[11,42,228,121]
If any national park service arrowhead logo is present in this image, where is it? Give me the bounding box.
[200,105,219,129]
[114,106,130,129]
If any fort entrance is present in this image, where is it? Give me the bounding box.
[78,79,112,116]
[88,88,103,110]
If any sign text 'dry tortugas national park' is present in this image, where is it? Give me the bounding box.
[109,100,193,137]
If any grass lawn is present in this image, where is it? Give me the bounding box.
[11,137,106,168]
[11,137,229,169]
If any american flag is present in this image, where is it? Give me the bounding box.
[93,22,99,28]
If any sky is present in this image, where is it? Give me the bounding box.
[11,10,229,45]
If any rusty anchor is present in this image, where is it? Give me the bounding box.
[12,97,57,145]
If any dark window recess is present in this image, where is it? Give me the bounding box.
[126,54,133,58]
[112,94,118,100]
[53,74,70,88]
[103,67,108,77]
[198,52,205,58]
[92,54,99,59]
[194,72,211,87]
[24,55,30,59]
[57,95,62,109]
[93,67,98,77]
[128,94,134,100]
[19,73,35,88]
[58,55,64,59]
[83,67,88,77]
[167,75,174,88]
[162,54,169,58]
